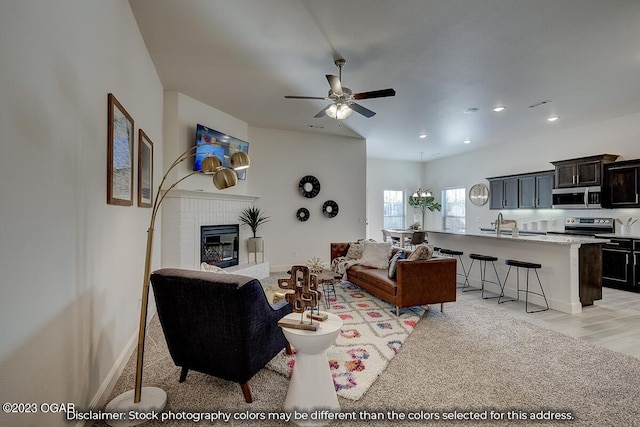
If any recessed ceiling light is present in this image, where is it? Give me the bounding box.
[464,108,479,114]
[464,139,472,144]
[547,116,559,122]
[493,106,506,112]
[419,133,427,139]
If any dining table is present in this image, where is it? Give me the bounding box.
[385,229,421,248]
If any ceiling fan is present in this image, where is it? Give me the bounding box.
[285,58,396,120]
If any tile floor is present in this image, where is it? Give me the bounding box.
[456,284,640,359]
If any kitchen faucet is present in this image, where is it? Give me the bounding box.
[494,212,517,236]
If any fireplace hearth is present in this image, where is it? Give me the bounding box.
[201,224,239,268]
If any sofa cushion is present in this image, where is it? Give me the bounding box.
[359,240,392,269]
[345,241,364,260]
[356,268,398,296]
[201,262,227,273]
[388,251,407,279]
[406,244,434,261]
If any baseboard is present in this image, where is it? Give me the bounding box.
[81,307,157,427]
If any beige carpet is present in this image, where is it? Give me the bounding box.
[97,275,640,426]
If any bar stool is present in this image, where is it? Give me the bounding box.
[465,254,504,299]
[439,249,468,288]
[499,259,549,313]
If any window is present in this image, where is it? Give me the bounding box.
[442,187,466,231]
[383,190,405,229]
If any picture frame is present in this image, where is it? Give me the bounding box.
[137,129,153,208]
[107,93,134,206]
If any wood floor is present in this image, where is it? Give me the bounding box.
[455,285,640,359]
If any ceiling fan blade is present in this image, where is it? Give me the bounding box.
[314,104,332,118]
[352,88,396,100]
[284,95,328,100]
[326,75,343,96]
[350,102,376,118]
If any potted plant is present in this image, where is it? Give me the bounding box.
[408,189,441,229]
[238,206,270,262]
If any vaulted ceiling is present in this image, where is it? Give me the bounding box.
[129,0,640,161]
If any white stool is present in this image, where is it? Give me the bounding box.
[280,312,343,425]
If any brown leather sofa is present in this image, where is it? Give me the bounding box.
[331,242,457,315]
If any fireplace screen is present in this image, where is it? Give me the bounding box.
[201,224,239,268]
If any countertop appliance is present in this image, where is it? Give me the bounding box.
[547,217,614,236]
[552,186,602,209]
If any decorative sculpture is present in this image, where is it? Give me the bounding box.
[277,265,323,331]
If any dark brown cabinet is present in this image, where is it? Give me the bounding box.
[602,160,640,208]
[602,238,639,292]
[551,154,618,188]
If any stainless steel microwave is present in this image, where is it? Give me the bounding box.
[552,186,602,209]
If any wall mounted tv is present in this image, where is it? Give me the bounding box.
[193,124,249,180]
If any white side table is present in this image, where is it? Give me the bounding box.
[280,312,343,425]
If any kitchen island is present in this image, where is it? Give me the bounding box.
[426,230,608,314]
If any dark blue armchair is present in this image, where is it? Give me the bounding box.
[150,268,292,402]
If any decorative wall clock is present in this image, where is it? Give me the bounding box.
[296,207,310,222]
[322,200,339,218]
[469,183,489,206]
[299,175,321,198]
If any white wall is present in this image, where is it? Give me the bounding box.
[160,94,368,271]
[0,2,163,426]
[162,91,249,195]
[422,112,640,233]
[248,127,367,270]
[366,159,422,238]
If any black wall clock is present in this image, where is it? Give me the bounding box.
[299,175,320,198]
[296,207,310,222]
[322,200,339,218]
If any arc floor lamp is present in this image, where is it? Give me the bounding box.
[105,143,250,426]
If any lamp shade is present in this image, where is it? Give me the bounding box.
[213,168,238,190]
[231,151,250,170]
[201,155,222,174]
[326,103,353,120]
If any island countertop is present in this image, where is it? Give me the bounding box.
[427,229,610,245]
[424,229,606,315]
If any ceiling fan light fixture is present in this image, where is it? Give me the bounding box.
[326,103,353,120]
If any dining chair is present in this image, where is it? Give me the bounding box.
[407,230,426,249]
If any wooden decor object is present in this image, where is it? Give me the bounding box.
[277,265,323,330]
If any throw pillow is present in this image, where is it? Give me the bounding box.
[388,251,407,279]
[345,242,364,260]
[201,262,227,273]
[359,240,392,269]
[406,244,434,261]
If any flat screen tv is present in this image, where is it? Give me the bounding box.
[193,124,249,180]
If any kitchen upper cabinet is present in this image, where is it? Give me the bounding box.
[488,171,553,210]
[602,160,640,208]
[551,154,618,188]
[488,177,518,209]
[519,171,554,209]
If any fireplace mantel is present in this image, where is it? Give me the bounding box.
[163,189,260,202]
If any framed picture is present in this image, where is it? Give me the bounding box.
[107,93,134,206]
[138,129,153,208]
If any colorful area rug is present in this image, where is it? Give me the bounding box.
[266,281,426,401]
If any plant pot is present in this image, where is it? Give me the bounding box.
[247,237,264,263]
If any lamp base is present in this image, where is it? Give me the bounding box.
[105,387,167,426]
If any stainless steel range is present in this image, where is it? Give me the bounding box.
[548,217,615,236]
